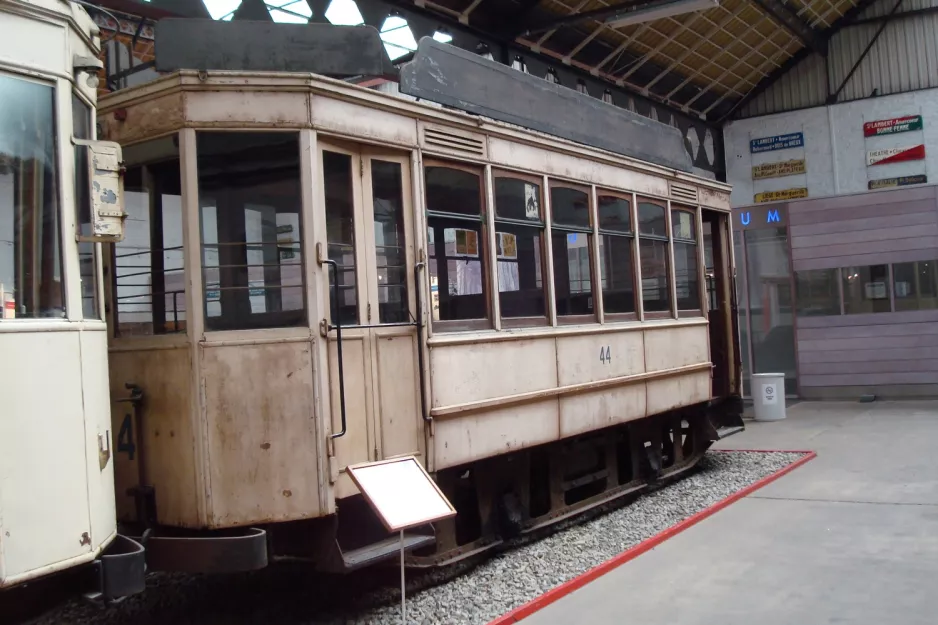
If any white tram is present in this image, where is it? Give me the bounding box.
[0,0,143,600]
[93,47,744,572]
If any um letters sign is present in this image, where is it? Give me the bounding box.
[733,205,788,230]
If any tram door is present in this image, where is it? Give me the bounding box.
[318,142,423,498]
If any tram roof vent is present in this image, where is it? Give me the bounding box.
[420,123,487,159]
[670,182,698,204]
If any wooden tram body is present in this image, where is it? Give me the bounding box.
[97,66,742,572]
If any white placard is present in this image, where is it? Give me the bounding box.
[762,383,778,405]
[347,456,456,532]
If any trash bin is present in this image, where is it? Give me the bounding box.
[751,373,786,421]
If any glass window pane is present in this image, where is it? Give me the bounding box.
[638,202,667,236]
[322,151,358,326]
[671,209,695,240]
[674,241,700,311]
[197,132,305,331]
[0,75,64,320]
[425,167,481,216]
[640,238,671,312]
[598,194,631,232]
[72,93,99,320]
[119,141,185,335]
[552,230,594,316]
[496,223,545,318]
[842,264,890,314]
[427,218,487,322]
[893,260,938,311]
[495,177,541,222]
[371,160,409,324]
[599,234,634,314]
[744,227,796,395]
[795,269,840,316]
[550,186,590,229]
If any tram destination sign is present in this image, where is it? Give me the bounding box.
[868,174,928,190]
[752,159,806,180]
[750,132,804,154]
[754,187,808,203]
[866,144,925,166]
[863,115,923,137]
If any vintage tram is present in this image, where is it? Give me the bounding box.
[93,30,744,574]
[0,0,144,602]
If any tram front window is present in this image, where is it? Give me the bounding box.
[197,132,306,331]
[0,74,63,320]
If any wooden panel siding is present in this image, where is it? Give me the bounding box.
[789,210,936,237]
[796,310,938,390]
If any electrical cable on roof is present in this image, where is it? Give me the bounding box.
[73,0,122,43]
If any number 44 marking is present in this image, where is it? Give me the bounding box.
[599,345,611,364]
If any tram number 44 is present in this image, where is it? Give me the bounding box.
[599,345,612,364]
[117,413,136,460]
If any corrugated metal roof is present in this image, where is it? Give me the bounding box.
[738,0,938,117]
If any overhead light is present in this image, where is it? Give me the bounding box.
[605,0,719,28]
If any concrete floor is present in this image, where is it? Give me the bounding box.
[523,401,938,625]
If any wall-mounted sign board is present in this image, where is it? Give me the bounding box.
[863,115,923,137]
[752,159,806,180]
[346,456,456,532]
[868,174,928,190]
[754,187,807,203]
[750,132,804,154]
[867,144,925,166]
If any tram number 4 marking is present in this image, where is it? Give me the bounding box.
[117,413,136,460]
[599,345,612,364]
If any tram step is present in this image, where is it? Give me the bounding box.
[342,533,435,570]
[715,425,745,439]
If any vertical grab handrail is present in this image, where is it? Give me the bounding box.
[413,261,430,423]
[318,247,347,440]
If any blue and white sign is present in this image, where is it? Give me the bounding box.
[750,132,804,154]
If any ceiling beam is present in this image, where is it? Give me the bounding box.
[748,0,827,55]
[516,0,643,36]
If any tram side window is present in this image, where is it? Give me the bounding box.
[116,137,185,336]
[425,165,488,327]
[551,185,595,319]
[638,201,672,315]
[597,193,636,316]
[198,132,305,331]
[494,175,546,323]
[672,208,701,313]
[0,75,64,320]
[73,94,99,319]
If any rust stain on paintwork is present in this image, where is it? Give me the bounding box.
[260,442,271,450]
[282,490,292,498]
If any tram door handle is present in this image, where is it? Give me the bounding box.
[318,243,347,440]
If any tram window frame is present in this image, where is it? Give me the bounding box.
[115,136,186,337]
[493,171,548,328]
[550,181,598,324]
[637,198,673,319]
[197,131,307,332]
[72,92,101,320]
[424,161,491,332]
[671,206,702,317]
[596,190,637,321]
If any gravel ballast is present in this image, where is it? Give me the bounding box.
[34,451,806,625]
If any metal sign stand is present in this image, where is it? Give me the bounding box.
[345,456,457,625]
[400,530,406,624]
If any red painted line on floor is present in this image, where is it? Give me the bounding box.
[486,450,817,625]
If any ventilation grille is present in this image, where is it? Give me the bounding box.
[670,182,698,204]
[420,123,486,158]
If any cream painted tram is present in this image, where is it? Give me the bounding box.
[92,33,744,573]
[0,0,143,602]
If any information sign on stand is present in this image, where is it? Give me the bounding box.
[347,457,457,624]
